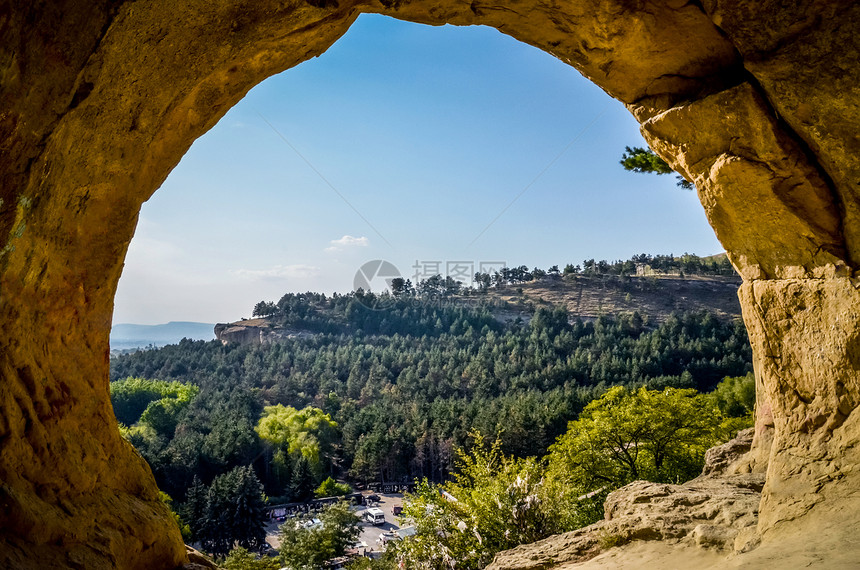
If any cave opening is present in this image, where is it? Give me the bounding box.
[2,2,857,568]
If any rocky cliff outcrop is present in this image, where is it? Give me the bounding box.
[214,322,315,345]
[1,0,858,568]
[214,323,265,345]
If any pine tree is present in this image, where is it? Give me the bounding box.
[291,456,315,502]
[232,466,267,551]
[181,475,207,542]
[271,449,293,500]
[195,466,268,557]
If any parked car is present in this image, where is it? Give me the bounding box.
[365,507,385,525]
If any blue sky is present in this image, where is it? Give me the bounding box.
[113,14,722,325]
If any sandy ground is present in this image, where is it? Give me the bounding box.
[564,539,860,570]
[563,541,727,569]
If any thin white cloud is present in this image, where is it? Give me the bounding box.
[325,235,369,252]
[233,264,321,281]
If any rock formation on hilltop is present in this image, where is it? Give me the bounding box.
[214,320,317,345]
[0,0,858,567]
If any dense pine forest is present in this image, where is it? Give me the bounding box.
[110,270,752,509]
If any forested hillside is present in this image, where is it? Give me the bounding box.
[110,288,752,506]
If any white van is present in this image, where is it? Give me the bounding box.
[365,507,385,525]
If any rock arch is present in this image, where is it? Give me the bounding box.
[1,1,858,567]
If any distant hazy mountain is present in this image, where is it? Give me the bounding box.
[110,321,216,350]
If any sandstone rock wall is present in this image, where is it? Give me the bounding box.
[214,322,316,345]
[1,0,858,567]
[214,324,264,345]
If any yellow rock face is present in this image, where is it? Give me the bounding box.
[0,0,858,567]
[740,278,860,535]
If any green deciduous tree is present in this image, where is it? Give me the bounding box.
[391,481,472,570]
[110,376,198,430]
[140,395,193,437]
[710,372,756,418]
[315,476,351,498]
[222,547,282,570]
[708,372,756,440]
[392,435,599,570]
[346,552,397,570]
[160,491,191,542]
[546,386,722,491]
[446,436,563,550]
[256,405,339,478]
[393,383,738,570]
[279,501,361,570]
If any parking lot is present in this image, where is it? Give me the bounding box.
[357,493,404,553]
[265,493,406,557]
